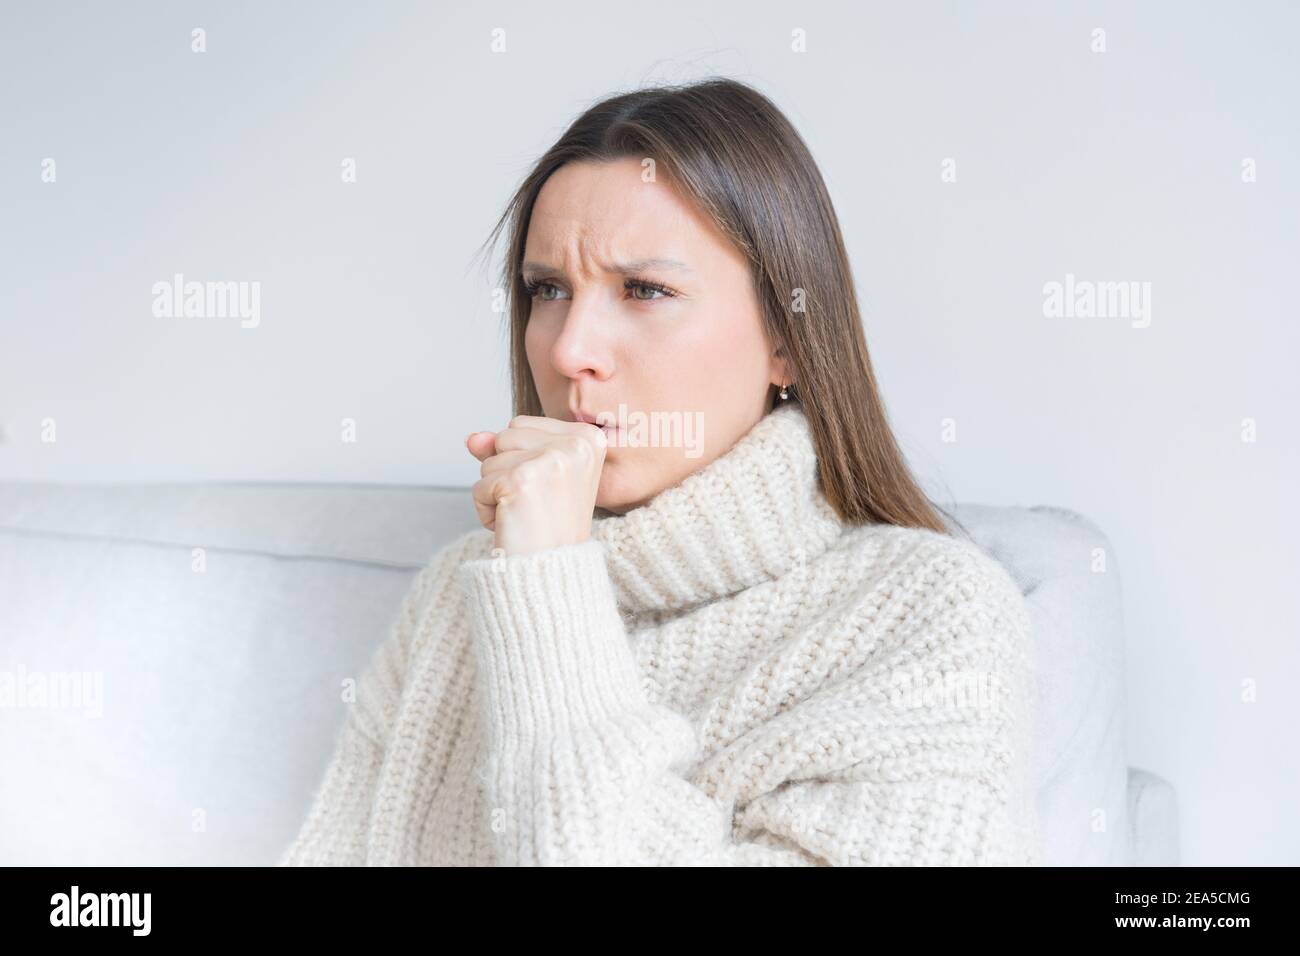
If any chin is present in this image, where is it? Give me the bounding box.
[595,460,653,515]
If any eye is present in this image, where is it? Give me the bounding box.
[522,279,569,301]
[625,278,677,301]
[521,277,678,303]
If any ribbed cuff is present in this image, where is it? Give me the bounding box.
[457,538,648,743]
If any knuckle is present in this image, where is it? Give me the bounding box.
[512,461,539,486]
[534,451,562,475]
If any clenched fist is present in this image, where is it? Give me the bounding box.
[465,415,607,557]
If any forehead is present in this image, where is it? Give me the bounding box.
[525,158,716,262]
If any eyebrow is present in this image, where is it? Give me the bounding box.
[520,257,694,279]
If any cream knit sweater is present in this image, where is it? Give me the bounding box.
[277,403,1040,866]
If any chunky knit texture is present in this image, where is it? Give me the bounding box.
[278,403,1040,866]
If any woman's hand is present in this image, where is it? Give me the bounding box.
[465,415,607,557]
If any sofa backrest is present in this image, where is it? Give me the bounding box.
[0,483,1128,865]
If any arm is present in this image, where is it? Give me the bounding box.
[276,548,447,866]
[275,700,387,866]
[457,538,1039,866]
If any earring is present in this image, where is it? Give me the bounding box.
[779,383,790,400]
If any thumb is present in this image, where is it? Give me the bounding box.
[465,430,497,461]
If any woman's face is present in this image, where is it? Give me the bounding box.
[523,157,787,514]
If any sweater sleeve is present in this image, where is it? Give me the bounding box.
[457,538,1040,866]
[276,552,441,866]
[274,700,385,866]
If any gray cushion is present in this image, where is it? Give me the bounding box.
[953,504,1130,865]
[0,483,1135,865]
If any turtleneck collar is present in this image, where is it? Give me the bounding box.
[590,402,848,616]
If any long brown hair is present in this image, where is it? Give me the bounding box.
[475,77,958,535]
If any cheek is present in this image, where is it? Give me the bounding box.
[643,316,757,396]
[523,316,550,376]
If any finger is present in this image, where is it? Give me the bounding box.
[479,447,538,477]
[495,424,604,455]
[470,473,504,531]
[491,425,565,454]
[465,431,497,462]
[505,415,575,434]
[465,420,582,460]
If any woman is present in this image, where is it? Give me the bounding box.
[279,77,1039,866]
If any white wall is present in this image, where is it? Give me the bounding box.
[2,0,1296,864]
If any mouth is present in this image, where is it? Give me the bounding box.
[570,408,620,443]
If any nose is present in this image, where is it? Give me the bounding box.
[547,288,614,384]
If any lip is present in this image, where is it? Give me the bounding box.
[569,406,620,436]
[570,407,613,427]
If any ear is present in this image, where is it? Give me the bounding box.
[768,346,791,391]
